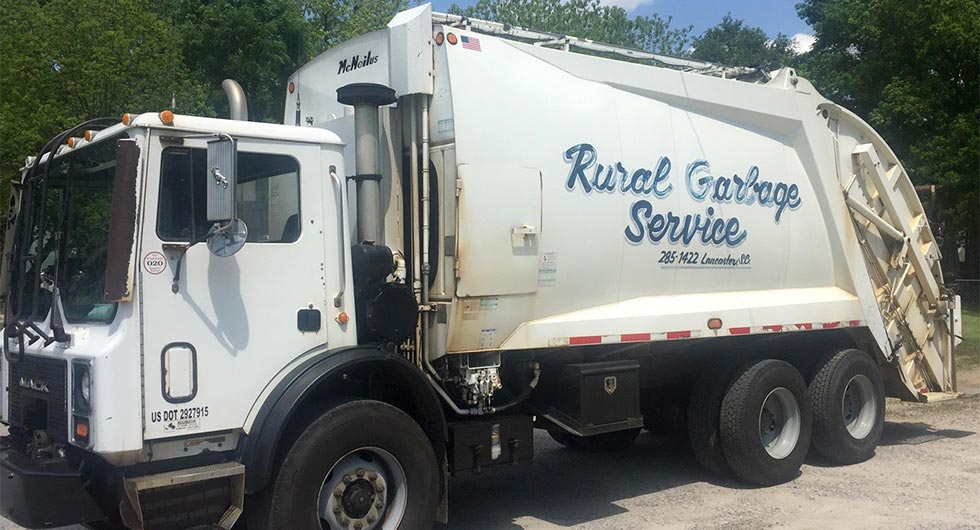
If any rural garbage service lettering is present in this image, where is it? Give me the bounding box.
[562,143,802,248]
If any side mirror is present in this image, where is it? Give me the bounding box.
[206,218,248,257]
[205,135,246,257]
[206,135,237,222]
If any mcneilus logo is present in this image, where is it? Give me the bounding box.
[338,51,379,74]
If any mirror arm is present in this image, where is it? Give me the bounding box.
[169,231,212,294]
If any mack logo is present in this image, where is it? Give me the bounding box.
[604,376,617,396]
[18,377,49,393]
[338,51,379,75]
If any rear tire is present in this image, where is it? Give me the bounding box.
[687,363,740,476]
[719,360,812,486]
[808,349,885,464]
[247,400,438,530]
[548,428,640,452]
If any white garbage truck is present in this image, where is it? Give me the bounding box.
[0,4,962,530]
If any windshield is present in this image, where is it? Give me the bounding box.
[9,135,123,324]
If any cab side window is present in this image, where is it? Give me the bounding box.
[158,147,301,243]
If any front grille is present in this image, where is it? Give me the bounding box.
[7,355,69,442]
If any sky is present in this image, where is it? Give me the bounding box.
[425,0,816,52]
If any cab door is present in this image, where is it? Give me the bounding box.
[138,134,330,440]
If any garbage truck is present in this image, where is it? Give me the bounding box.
[0,4,962,530]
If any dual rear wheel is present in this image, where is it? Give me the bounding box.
[688,349,884,485]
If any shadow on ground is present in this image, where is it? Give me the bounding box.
[435,431,736,530]
[436,418,977,530]
[878,421,974,446]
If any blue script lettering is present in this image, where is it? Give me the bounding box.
[626,201,747,247]
[684,160,801,222]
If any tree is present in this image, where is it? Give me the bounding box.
[0,0,208,208]
[448,0,691,56]
[308,0,409,49]
[152,0,319,123]
[690,14,795,70]
[797,0,980,277]
[153,0,407,124]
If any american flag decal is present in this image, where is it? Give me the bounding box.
[461,35,482,51]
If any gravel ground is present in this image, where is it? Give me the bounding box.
[3,390,979,530]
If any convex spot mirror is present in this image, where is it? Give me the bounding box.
[206,218,248,257]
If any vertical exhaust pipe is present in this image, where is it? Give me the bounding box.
[222,79,249,121]
[337,83,397,244]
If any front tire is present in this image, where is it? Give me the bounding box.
[248,400,438,530]
[808,349,885,464]
[719,360,812,486]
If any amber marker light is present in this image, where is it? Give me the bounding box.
[435,32,445,45]
[75,420,89,438]
[159,109,175,125]
[67,137,77,148]
[121,113,132,125]
[446,32,458,45]
[707,318,723,330]
[288,82,295,94]
[336,312,350,325]
[84,130,94,141]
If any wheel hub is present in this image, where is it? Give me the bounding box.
[341,479,376,520]
[842,374,877,440]
[758,387,801,460]
[318,448,406,530]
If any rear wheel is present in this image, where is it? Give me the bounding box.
[719,360,812,486]
[808,349,885,464]
[247,400,438,530]
[687,363,741,476]
[548,428,641,452]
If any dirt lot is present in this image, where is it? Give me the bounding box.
[4,355,980,530]
[3,393,978,530]
[438,393,980,530]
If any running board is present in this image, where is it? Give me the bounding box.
[120,462,244,530]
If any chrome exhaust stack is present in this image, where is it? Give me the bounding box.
[221,79,249,121]
[337,83,397,244]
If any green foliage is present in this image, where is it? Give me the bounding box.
[957,307,979,369]
[0,0,208,207]
[448,0,691,55]
[308,0,409,48]
[152,0,320,123]
[796,0,980,274]
[691,14,796,70]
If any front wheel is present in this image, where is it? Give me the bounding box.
[248,400,438,530]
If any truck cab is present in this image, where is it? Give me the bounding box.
[1,111,360,528]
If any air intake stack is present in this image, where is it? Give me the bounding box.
[337,83,397,244]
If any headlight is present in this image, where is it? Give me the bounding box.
[72,361,92,414]
[80,370,91,402]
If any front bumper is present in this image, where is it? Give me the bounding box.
[0,447,105,528]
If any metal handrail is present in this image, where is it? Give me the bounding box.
[330,169,346,308]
